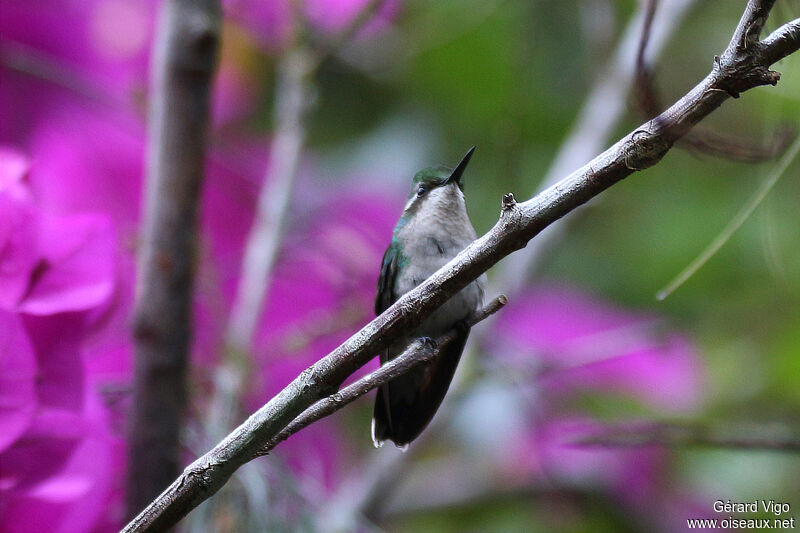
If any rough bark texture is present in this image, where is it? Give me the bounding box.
[123,3,800,531]
[256,295,508,455]
[126,0,221,519]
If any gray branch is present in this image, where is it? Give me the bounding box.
[338,3,700,526]
[122,3,800,531]
[226,0,387,352]
[496,0,697,291]
[126,0,221,519]
[575,421,800,452]
[225,47,314,351]
[257,295,508,456]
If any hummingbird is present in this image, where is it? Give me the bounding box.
[372,147,485,448]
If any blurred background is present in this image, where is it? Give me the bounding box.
[1,0,800,532]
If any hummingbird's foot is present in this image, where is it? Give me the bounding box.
[419,336,437,350]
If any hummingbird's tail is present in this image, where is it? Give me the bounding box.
[371,328,469,447]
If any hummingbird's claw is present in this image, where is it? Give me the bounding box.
[420,336,437,350]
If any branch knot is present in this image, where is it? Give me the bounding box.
[501,192,517,211]
[623,130,671,171]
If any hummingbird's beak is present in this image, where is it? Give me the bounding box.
[444,146,475,187]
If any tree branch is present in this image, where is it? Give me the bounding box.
[126,0,221,519]
[496,0,696,291]
[256,295,508,456]
[634,0,795,162]
[226,0,388,352]
[122,4,800,531]
[224,46,314,351]
[574,421,800,452]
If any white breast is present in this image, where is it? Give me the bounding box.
[395,184,486,337]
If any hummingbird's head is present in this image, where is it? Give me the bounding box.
[403,147,475,215]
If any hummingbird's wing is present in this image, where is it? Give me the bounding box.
[373,245,399,445]
[373,325,470,447]
[372,243,473,446]
[374,245,398,315]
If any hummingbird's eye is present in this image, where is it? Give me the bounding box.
[416,185,427,197]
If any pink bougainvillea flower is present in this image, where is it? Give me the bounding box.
[0,146,31,198]
[0,311,37,453]
[0,194,39,310]
[0,146,115,316]
[482,285,710,532]
[0,0,154,101]
[0,0,259,142]
[0,146,122,532]
[0,313,87,493]
[0,379,120,533]
[18,214,115,316]
[0,148,37,308]
[492,284,705,413]
[28,108,144,233]
[0,0,155,144]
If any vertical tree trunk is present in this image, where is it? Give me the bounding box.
[127,0,221,519]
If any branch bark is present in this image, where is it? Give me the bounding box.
[226,0,386,351]
[256,295,507,456]
[575,421,800,452]
[225,47,313,351]
[496,0,696,291]
[634,0,795,163]
[126,0,221,519]
[123,3,800,531]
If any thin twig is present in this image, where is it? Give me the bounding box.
[496,0,697,292]
[204,2,391,527]
[225,47,314,352]
[122,5,800,531]
[127,0,221,519]
[635,0,796,162]
[657,132,800,299]
[226,0,387,353]
[575,421,800,452]
[256,296,508,456]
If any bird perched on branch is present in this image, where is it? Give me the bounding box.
[372,147,485,448]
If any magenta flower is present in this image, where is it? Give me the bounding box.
[0,311,37,454]
[492,284,705,413]
[0,375,120,533]
[0,147,122,532]
[0,0,154,94]
[482,284,709,531]
[0,148,116,315]
[0,0,155,144]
